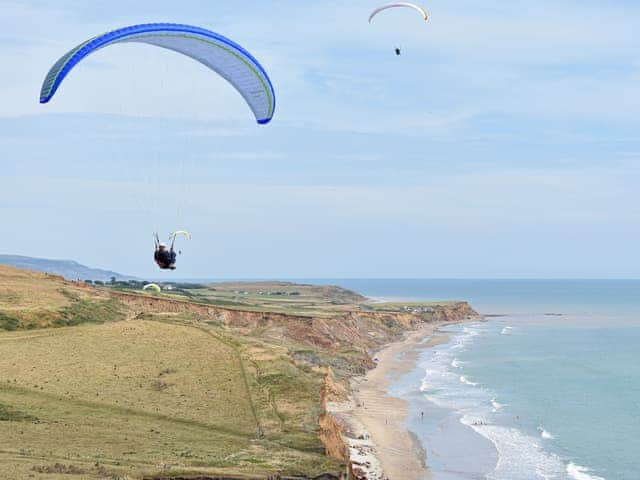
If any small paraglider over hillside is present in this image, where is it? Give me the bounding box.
[142,283,162,293]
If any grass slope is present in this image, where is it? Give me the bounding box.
[0,319,339,479]
[0,266,342,479]
[0,266,124,330]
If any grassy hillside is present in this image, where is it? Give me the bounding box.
[0,320,338,479]
[0,266,124,330]
[0,265,475,479]
[0,266,343,479]
[0,254,132,281]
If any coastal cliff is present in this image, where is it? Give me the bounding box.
[0,265,477,480]
[112,290,478,478]
[314,305,477,479]
[113,290,475,350]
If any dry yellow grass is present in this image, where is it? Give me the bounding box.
[0,265,122,330]
[0,319,340,478]
[0,265,107,312]
[0,266,342,478]
[0,321,255,430]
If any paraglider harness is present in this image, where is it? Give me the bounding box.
[154,234,177,270]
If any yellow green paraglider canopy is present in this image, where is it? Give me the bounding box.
[142,283,162,293]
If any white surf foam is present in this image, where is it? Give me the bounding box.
[420,323,489,404]
[460,375,478,386]
[463,326,480,336]
[538,426,555,440]
[491,398,507,412]
[567,462,605,480]
[461,415,568,480]
[419,322,604,480]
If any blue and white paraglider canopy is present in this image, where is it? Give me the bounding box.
[40,23,276,124]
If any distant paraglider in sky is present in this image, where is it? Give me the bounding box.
[368,3,429,23]
[39,23,276,124]
[369,3,429,56]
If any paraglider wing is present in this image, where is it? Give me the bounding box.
[170,230,191,240]
[143,283,162,293]
[40,23,276,124]
[369,3,429,23]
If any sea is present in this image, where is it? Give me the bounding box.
[311,280,640,480]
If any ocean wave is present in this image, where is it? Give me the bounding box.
[419,320,606,480]
[461,416,568,480]
[491,398,507,412]
[460,375,478,386]
[567,463,605,480]
[419,323,490,410]
[441,324,485,352]
[538,426,555,440]
[463,326,480,336]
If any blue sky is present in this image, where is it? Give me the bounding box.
[1,0,639,278]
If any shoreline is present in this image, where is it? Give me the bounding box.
[330,321,460,480]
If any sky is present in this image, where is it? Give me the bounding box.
[1,0,639,279]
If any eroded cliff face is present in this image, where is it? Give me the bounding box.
[318,368,349,460]
[111,290,477,478]
[314,304,478,474]
[113,291,476,353]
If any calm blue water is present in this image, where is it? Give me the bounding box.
[323,280,640,480]
[304,279,640,315]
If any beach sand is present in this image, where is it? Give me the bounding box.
[331,323,451,480]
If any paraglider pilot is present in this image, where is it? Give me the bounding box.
[395,47,401,56]
[154,234,177,270]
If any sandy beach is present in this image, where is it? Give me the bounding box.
[331,322,452,480]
